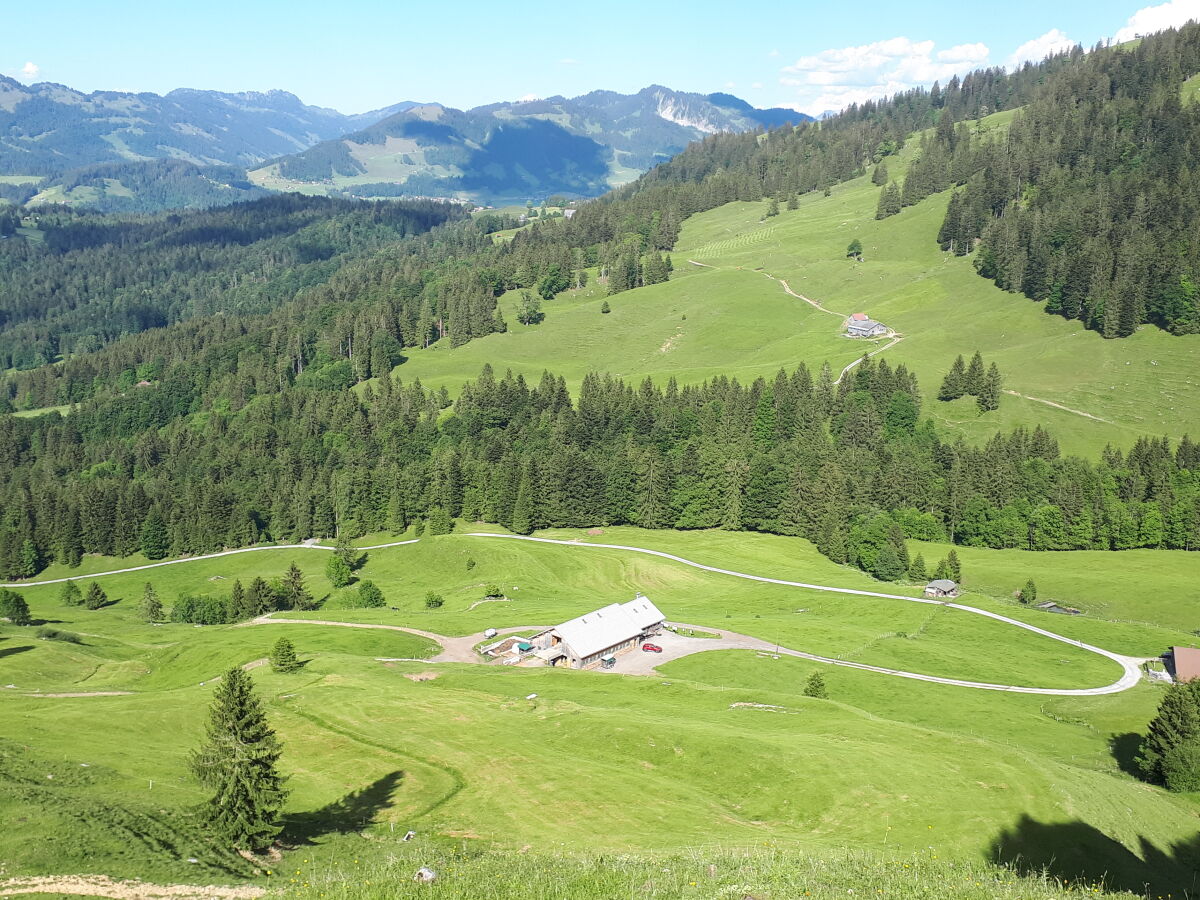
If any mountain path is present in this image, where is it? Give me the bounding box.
[687,260,903,384]
[0,874,263,899]
[1003,390,1114,424]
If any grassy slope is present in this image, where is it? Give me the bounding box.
[385,131,1198,457]
[2,526,1197,895]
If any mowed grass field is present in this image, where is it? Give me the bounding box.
[2,526,1198,895]
[384,128,1198,457]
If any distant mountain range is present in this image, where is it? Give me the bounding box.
[253,86,813,203]
[0,77,810,209]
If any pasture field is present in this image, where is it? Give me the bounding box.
[386,132,1198,457]
[2,526,1198,896]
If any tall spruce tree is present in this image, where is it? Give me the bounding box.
[803,671,828,699]
[281,563,313,611]
[140,510,170,560]
[964,352,986,396]
[1139,682,1200,785]
[938,355,966,400]
[190,667,288,851]
[875,182,902,220]
[977,363,1002,412]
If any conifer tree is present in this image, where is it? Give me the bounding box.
[281,563,313,611]
[426,505,452,535]
[875,182,901,220]
[938,355,966,400]
[510,468,535,535]
[1139,683,1200,785]
[59,581,83,606]
[190,667,288,851]
[846,238,863,260]
[600,300,611,314]
[786,194,799,210]
[356,580,385,608]
[0,589,31,626]
[933,558,952,581]
[872,161,889,186]
[19,539,39,578]
[964,352,986,396]
[908,553,928,582]
[84,581,108,610]
[247,577,274,616]
[946,549,962,583]
[977,362,1002,412]
[269,637,300,674]
[140,510,170,560]
[803,671,828,699]
[325,553,353,588]
[228,579,250,621]
[141,582,163,622]
[766,198,780,218]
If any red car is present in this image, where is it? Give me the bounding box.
[642,642,663,653]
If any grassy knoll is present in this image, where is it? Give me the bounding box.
[2,527,1197,894]
[382,129,1198,456]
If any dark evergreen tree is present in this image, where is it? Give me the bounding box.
[803,671,828,699]
[908,553,927,582]
[872,161,889,186]
[139,509,170,560]
[846,238,863,260]
[84,581,108,610]
[281,563,313,611]
[964,352,986,396]
[1019,579,1037,604]
[190,667,288,851]
[269,637,300,674]
[875,182,901,219]
[1139,683,1200,785]
[938,355,966,400]
[977,363,1002,412]
[946,549,962,583]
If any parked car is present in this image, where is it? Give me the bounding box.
[642,642,663,653]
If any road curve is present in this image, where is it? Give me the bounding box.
[0,540,421,589]
[465,533,1145,696]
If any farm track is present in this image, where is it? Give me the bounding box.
[687,260,904,384]
[0,874,264,899]
[1003,389,1114,424]
[0,540,420,589]
[6,533,1145,696]
[464,533,1147,697]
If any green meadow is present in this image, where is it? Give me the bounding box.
[385,130,1198,457]
[2,525,1197,896]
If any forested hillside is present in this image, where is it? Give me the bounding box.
[0,195,468,370]
[1,357,1198,581]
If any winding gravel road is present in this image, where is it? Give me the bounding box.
[463,533,1147,697]
[3,532,1146,697]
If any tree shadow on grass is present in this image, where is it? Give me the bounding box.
[0,644,34,659]
[1108,732,1144,777]
[991,814,1200,896]
[285,770,404,844]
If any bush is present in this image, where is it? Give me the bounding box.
[1163,740,1200,792]
[424,592,444,609]
[0,589,31,626]
[356,580,385,608]
[803,672,828,699]
[36,627,82,644]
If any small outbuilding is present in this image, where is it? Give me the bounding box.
[924,579,959,598]
[1171,647,1200,683]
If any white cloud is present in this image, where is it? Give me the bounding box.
[724,81,736,88]
[768,48,780,58]
[1007,29,1076,68]
[18,61,39,81]
[779,37,990,116]
[558,57,579,65]
[1115,0,1200,41]
[751,82,763,89]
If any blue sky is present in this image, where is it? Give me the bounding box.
[5,0,1199,114]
